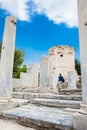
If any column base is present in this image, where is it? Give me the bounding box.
[79,104,87,115]
[73,104,87,130]
[73,112,87,130]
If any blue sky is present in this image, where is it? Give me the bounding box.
[0,0,80,65]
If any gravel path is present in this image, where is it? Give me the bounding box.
[0,119,36,130]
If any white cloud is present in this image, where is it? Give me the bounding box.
[0,0,78,27]
[0,0,30,21]
[32,0,78,27]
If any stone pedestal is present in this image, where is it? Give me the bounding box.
[79,104,87,114]
[40,56,49,87]
[27,64,38,87]
[67,71,77,89]
[0,16,16,97]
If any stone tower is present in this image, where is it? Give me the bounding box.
[0,16,16,97]
[48,46,75,88]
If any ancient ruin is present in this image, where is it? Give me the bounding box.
[0,0,87,129]
[48,46,76,90]
[12,45,77,92]
[13,64,38,91]
[48,46,75,79]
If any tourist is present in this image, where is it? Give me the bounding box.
[58,73,64,89]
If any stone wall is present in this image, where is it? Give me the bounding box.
[12,64,38,90]
[12,78,21,90]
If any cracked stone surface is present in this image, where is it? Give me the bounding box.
[0,103,75,130]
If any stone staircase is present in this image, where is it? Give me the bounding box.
[0,91,82,130]
[12,91,82,109]
[12,92,82,100]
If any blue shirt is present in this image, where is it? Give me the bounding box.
[58,75,64,82]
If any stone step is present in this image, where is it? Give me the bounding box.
[21,87,53,93]
[0,99,29,111]
[64,108,79,113]
[59,89,82,95]
[0,104,74,130]
[12,92,82,101]
[12,92,39,99]
[30,98,81,109]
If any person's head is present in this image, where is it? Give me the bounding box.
[59,73,61,76]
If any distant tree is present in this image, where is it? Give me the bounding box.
[13,65,27,78]
[0,41,25,78]
[75,59,81,75]
[13,49,25,78]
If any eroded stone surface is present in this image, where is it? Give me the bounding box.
[0,104,74,130]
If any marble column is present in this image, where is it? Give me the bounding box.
[77,0,87,105]
[73,1,87,129]
[0,16,16,97]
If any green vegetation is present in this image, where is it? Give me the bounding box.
[13,49,25,78]
[70,127,74,130]
[75,59,81,75]
[13,65,26,78]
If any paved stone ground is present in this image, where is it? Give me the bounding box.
[0,119,36,130]
[0,103,76,130]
